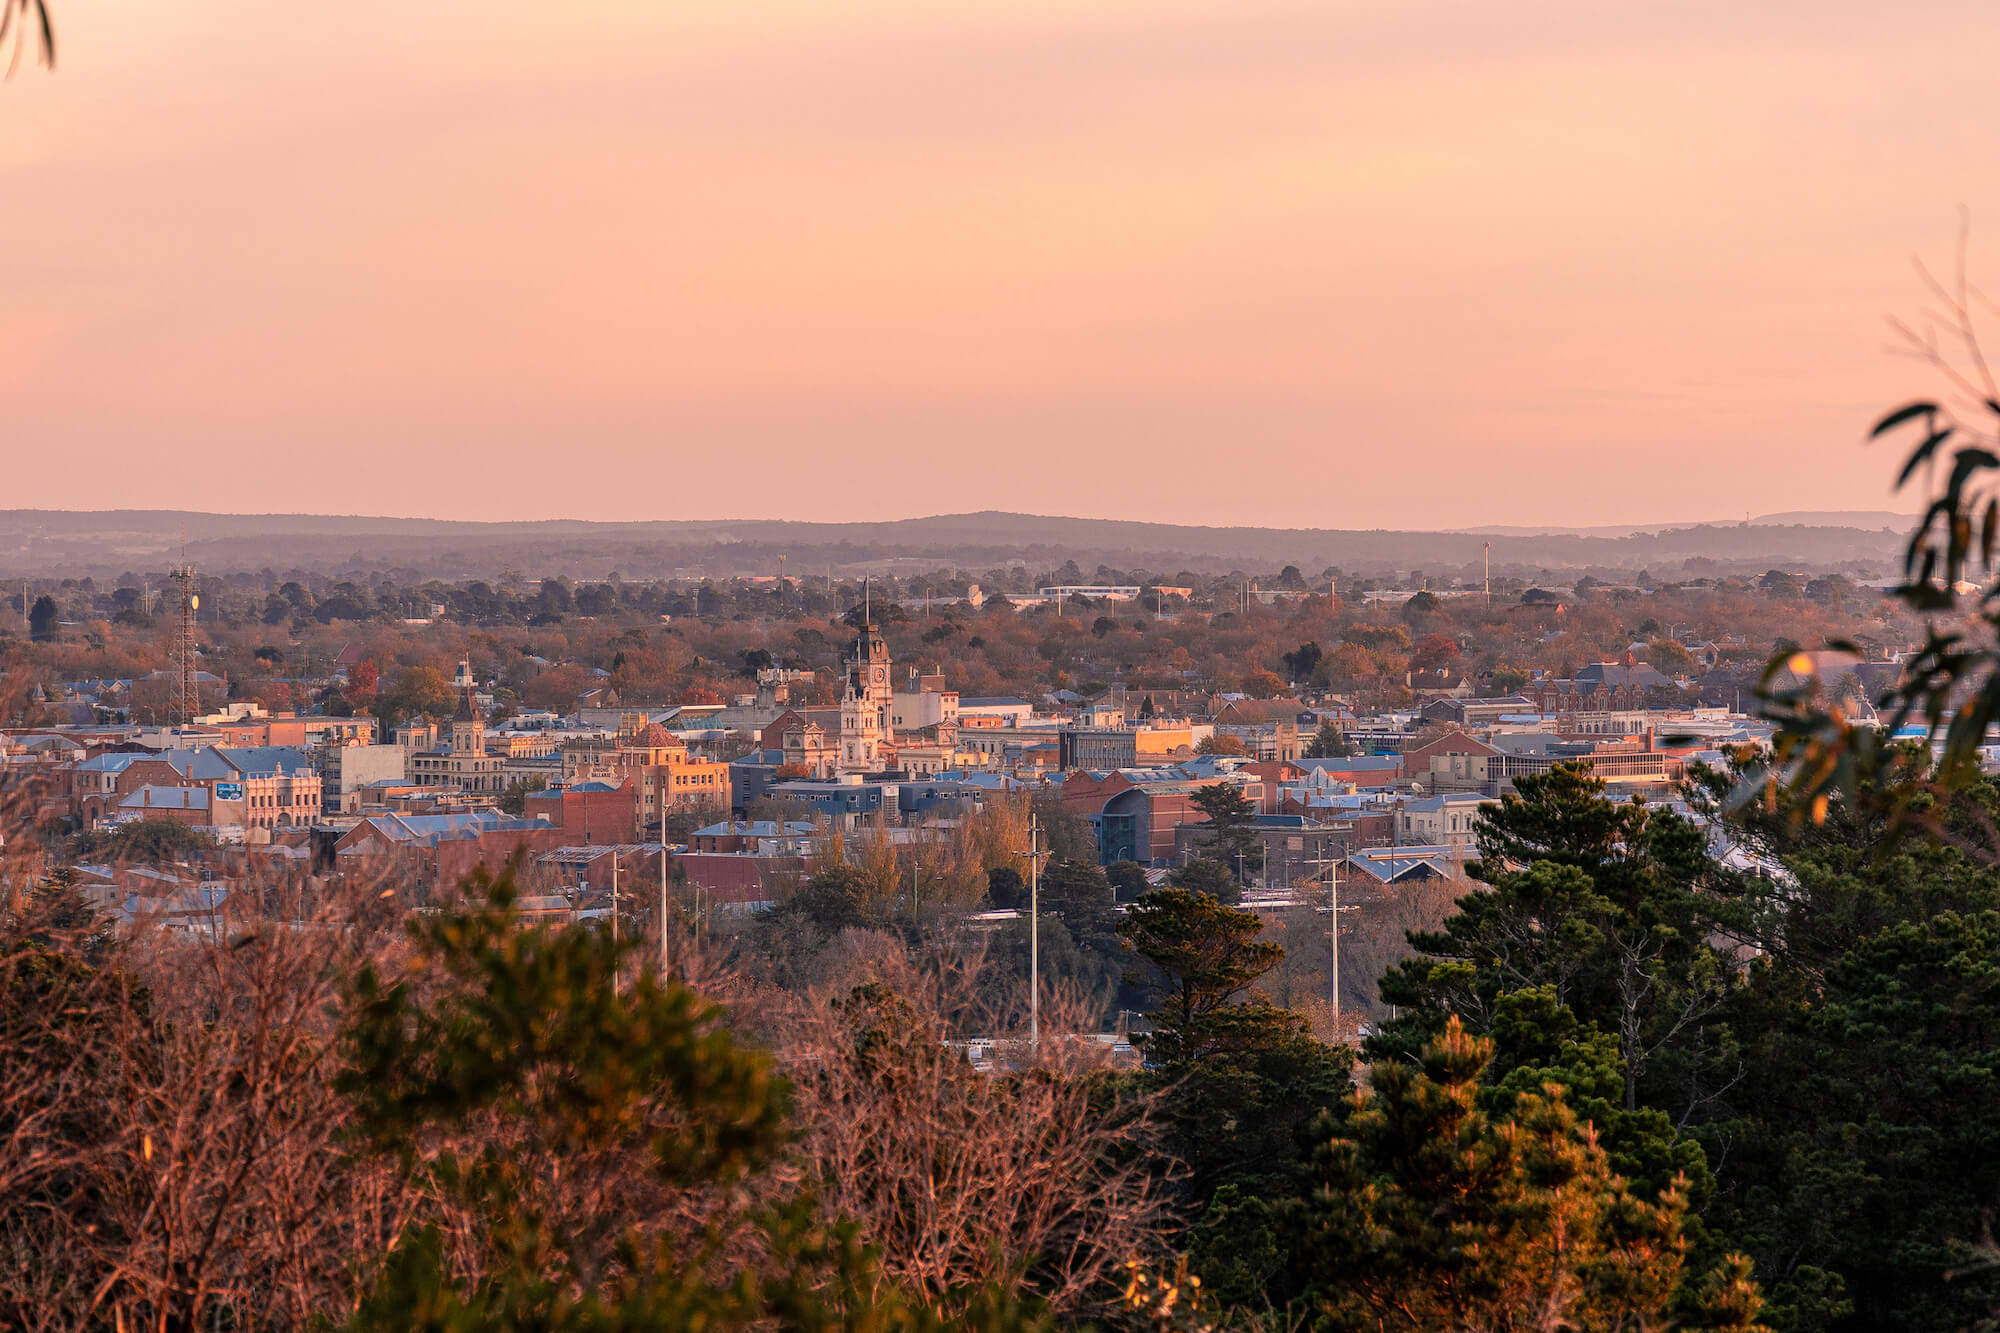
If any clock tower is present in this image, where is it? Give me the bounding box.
[838,620,895,772]
[847,621,894,714]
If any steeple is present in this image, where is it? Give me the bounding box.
[450,658,485,755]
[839,612,894,772]
[847,621,891,696]
[452,658,482,723]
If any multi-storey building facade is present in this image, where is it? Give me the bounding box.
[409,662,506,796]
[839,622,895,772]
[562,718,731,837]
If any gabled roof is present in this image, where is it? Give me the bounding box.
[76,751,189,775]
[206,746,316,778]
[118,785,210,811]
[344,811,548,848]
[693,820,816,838]
[1405,731,1501,761]
[1348,844,1458,882]
[1212,698,1305,725]
[1296,756,1402,773]
[1398,792,1489,814]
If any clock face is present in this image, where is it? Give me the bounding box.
[873,668,885,683]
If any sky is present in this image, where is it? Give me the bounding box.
[1,0,1995,530]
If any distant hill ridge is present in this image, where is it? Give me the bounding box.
[0,508,1911,582]
[1452,511,1915,538]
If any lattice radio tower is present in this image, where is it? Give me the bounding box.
[168,560,198,725]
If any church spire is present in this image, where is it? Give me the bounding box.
[452,658,482,724]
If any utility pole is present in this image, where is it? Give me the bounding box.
[1304,842,1342,1040]
[659,840,670,980]
[1026,810,1043,1049]
[1328,860,1341,1038]
[610,850,620,993]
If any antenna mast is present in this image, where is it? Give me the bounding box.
[169,556,198,726]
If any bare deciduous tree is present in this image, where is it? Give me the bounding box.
[774,948,1172,1320]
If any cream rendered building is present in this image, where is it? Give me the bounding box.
[408,660,506,796]
[839,622,896,773]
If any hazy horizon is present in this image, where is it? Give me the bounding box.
[5,1,1992,528]
[0,503,1919,536]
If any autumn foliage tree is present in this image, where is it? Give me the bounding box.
[1308,1017,1768,1333]
[348,656,379,704]
[1238,668,1285,699]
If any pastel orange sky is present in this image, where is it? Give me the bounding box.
[2,0,1994,529]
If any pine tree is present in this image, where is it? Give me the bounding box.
[1375,762,1738,1124]
[1120,886,1350,1308]
[27,595,57,642]
[1190,783,1257,881]
[1308,1017,1768,1333]
[1118,886,1280,1064]
[1166,855,1239,906]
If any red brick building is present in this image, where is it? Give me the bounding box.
[334,812,569,899]
[522,780,639,843]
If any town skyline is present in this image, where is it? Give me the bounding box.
[10,6,2000,1325]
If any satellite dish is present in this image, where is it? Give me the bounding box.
[190,594,200,610]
